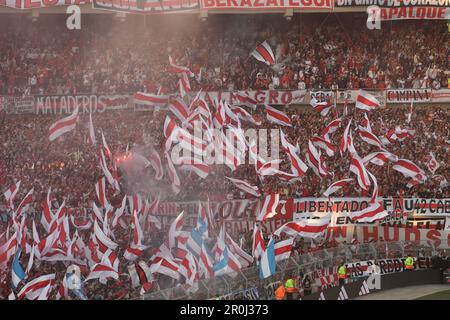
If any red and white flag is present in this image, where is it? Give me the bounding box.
[426,152,440,174]
[133,92,169,106]
[358,127,384,149]
[360,113,372,132]
[274,217,330,239]
[17,274,55,300]
[168,211,185,249]
[392,159,426,181]
[385,126,415,143]
[350,155,371,191]
[274,238,294,262]
[310,97,333,116]
[165,152,181,194]
[355,90,380,111]
[3,181,21,209]
[251,41,275,65]
[198,243,214,279]
[256,194,280,222]
[169,97,190,124]
[252,225,266,261]
[225,177,261,197]
[368,171,379,203]
[311,135,336,157]
[93,219,118,252]
[101,131,112,160]
[264,105,291,126]
[321,118,342,140]
[350,202,388,223]
[168,56,194,77]
[339,119,352,156]
[179,72,191,98]
[87,111,96,146]
[150,257,180,280]
[236,91,258,109]
[48,106,79,141]
[15,188,34,217]
[280,131,308,177]
[95,178,108,208]
[323,178,353,197]
[362,152,398,166]
[85,263,119,282]
[148,149,164,180]
[306,140,329,177]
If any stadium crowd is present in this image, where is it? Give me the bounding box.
[0,14,448,96]
[0,13,449,300]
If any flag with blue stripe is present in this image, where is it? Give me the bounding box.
[259,237,276,279]
[186,228,203,259]
[213,247,229,277]
[11,247,26,289]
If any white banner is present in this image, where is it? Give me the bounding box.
[0,0,90,9]
[386,89,432,103]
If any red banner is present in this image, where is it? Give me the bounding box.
[201,0,333,10]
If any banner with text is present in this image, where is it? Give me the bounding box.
[92,0,200,13]
[201,0,334,10]
[0,0,90,9]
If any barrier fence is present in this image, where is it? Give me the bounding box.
[142,240,444,300]
[1,88,449,115]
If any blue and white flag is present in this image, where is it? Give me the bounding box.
[186,228,203,259]
[213,247,229,277]
[12,247,26,289]
[259,237,276,279]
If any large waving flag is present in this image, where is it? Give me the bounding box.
[355,90,381,111]
[17,274,55,300]
[273,216,330,239]
[264,105,292,126]
[48,106,79,141]
[198,243,215,279]
[350,155,371,191]
[323,178,353,197]
[256,194,280,221]
[259,237,276,279]
[350,202,388,223]
[280,130,308,177]
[251,41,275,66]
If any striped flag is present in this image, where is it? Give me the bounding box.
[48,106,79,141]
[87,111,96,146]
[165,152,181,194]
[273,217,330,239]
[362,152,398,166]
[392,159,426,181]
[323,178,353,197]
[256,194,280,222]
[133,92,169,106]
[321,118,342,140]
[274,238,295,262]
[259,237,276,279]
[280,130,308,177]
[310,97,333,116]
[340,119,352,156]
[358,128,384,149]
[252,225,266,261]
[251,41,275,65]
[311,135,336,157]
[95,178,108,208]
[264,105,291,126]
[3,181,21,209]
[17,274,55,300]
[350,155,371,191]
[225,177,261,197]
[355,90,380,111]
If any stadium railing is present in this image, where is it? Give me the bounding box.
[142,240,442,300]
